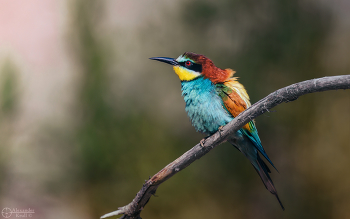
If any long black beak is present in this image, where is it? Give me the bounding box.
[149,57,179,66]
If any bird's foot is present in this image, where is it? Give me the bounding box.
[218,126,224,136]
[200,137,209,147]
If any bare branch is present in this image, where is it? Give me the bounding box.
[101,75,350,219]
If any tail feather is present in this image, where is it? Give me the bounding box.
[255,154,285,210]
[257,154,271,173]
[228,138,284,210]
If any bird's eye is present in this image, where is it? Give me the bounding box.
[185,61,192,67]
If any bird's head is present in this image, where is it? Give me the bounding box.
[150,52,235,84]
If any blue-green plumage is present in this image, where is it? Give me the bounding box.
[181,76,232,134]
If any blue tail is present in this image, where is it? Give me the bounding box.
[241,122,278,171]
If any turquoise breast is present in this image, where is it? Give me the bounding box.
[181,76,233,135]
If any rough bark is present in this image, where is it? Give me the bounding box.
[101,75,350,219]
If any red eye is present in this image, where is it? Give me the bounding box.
[185,61,192,66]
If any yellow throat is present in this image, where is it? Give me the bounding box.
[173,66,200,81]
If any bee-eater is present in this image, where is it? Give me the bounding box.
[150,52,284,210]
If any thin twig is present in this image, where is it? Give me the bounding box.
[101,75,350,219]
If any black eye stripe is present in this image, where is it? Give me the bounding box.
[179,61,202,73]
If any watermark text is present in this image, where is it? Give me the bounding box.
[2,208,35,218]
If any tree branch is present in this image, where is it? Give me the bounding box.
[101,75,350,219]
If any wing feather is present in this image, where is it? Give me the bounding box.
[217,78,277,170]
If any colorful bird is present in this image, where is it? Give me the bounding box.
[150,52,284,210]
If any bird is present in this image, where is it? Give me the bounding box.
[150,52,284,210]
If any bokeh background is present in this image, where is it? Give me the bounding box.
[0,0,349,219]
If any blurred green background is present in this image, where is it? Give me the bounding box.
[0,0,349,219]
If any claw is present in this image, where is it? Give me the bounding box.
[200,138,206,147]
[218,126,224,137]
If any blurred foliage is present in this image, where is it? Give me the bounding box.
[73,0,117,183]
[0,60,19,196]
[0,0,348,218]
[0,60,18,116]
[0,0,340,218]
[66,0,350,218]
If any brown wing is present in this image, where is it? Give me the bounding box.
[220,78,252,131]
